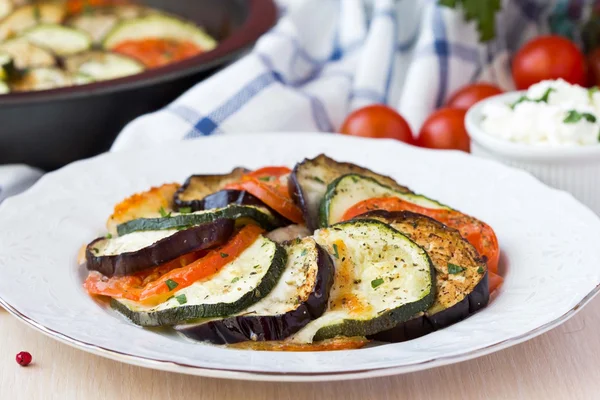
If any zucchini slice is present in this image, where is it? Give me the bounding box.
[116,205,284,236]
[290,154,412,230]
[0,80,8,94]
[320,174,450,227]
[173,168,249,211]
[10,67,79,91]
[86,219,235,277]
[111,235,287,326]
[0,37,56,69]
[357,211,489,342]
[175,237,335,344]
[291,219,435,343]
[21,24,91,56]
[103,14,217,51]
[64,51,144,81]
[0,3,66,41]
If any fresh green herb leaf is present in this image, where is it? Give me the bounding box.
[220,253,229,258]
[165,279,178,291]
[175,294,187,304]
[350,176,359,183]
[253,265,260,269]
[371,278,384,289]
[510,88,555,109]
[311,176,325,184]
[300,249,308,257]
[105,233,112,239]
[258,176,272,182]
[477,266,485,274]
[438,0,502,42]
[563,110,597,124]
[158,206,171,218]
[332,243,339,259]
[448,263,466,274]
[178,207,192,214]
[231,277,240,284]
[91,248,99,254]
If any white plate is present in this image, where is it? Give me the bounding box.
[1,133,599,382]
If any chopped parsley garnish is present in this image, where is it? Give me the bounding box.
[178,207,192,214]
[448,263,466,274]
[371,278,384,289]
[105,233,112,239]
[311,176,325,184]
[91,248,99,254]
[589,87,600,101]
[258,176,272,182]
[477,266,485,274]
[300,248,308,257]
[563,110,597,124]
[332,243,339,259]
[158,206,171,218]
[510,88,555,109]
[231,277,240,284]
[220,253,229,258]
[175,294,187,304]
[253,265,260,269]
[165,279,178,291]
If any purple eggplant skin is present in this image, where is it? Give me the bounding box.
[172,169,248,211]
[176,243,335,344]
[86,218,234,277]
[356,210,490,343]
[174,189,264,212]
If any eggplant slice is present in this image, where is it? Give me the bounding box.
[173,168,249,211]
[86,218,235,277]
[290,219,435,343]
[175,237,334,344]
[290,154,412,230]
[356,211,489,342]
[320,174,450,227]
[111,235,287,326]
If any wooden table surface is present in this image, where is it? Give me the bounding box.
[2,298,598,400]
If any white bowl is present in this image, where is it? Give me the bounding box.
[465,92,600,215]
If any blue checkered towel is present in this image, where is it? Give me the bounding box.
[0,0,592,202]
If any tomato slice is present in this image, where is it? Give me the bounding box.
[113,38,202,68]
[84,225,264,304]
[226,177,304,224]
[488,271,504,294]
[245,166,291,179]
[342,197,500,275]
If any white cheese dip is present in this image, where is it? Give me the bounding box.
[480,79,600,146]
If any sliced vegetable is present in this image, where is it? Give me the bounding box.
[10,67,81,91]
[116,204,283,236]
[290,219,435,343]
[0,50,13,80]
[110,228,287,326]
[290,154,412,230]
[0,37,56,69]
[356,211,489,342]
[112,37,202,68]
[265,224,311,243]
[67,10,119,44]
[64,51,144,81]
[86,219,234,277]
[21,24,91,56]
[228,336,369,351]
[176,237,334,344]
[103,14,216,52]
[0,0,13,21]
[0,80,8,94]
[340,193,500,274]
[0,3,67,41]
[173,168,249,211]
[320,174,449,227]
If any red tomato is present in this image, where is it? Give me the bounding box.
[416,108,470,152]
[512,35,586,90]
[340,105,415,144]
[446,83,503,110]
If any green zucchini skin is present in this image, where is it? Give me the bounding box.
[86,219,234,277]
[111,241,288,327]
[355,211,490,343]
[319,174,450,228]
[116,205,283,236]
[296,219,436,342]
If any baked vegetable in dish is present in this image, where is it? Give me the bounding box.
[173,168,249,211]
[0,50,13,80]
[21,24,91,56]
[116,204,284,236]
[0,3,66,41]
[0,37,56,69]
[320,174,449,228]
[355,211,489,342]
[175,237,334,344]
[10,67,90,92]
[111,231,287,327]
[0,0,13,21]
[0,80,8,94]
[67,5,151,44]
[86,218,235,277]
[290,219,435,343]
[290,154,412,230]
[64,51,144,81]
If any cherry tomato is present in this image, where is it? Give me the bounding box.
[340,105,415,144]
[512,35,586,90]
[446,83,503,110]
[416,108,470,152]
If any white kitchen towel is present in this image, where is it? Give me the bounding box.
[0,0,590,200]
